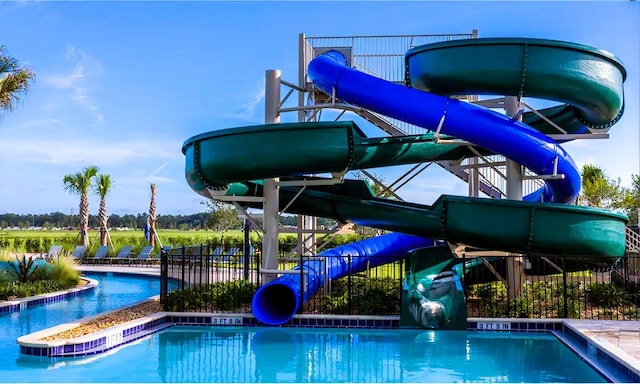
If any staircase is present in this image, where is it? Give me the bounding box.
[626,227,640,253]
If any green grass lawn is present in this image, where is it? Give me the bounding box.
[0,229,360,255]
[0,229,243,239]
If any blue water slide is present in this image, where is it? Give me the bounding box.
[252,233,439,325]
[251,49,582,326]
[308,51,582,204]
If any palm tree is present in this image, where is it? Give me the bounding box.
[149,183,157,247]
[95,174,113,246]
[63,166,99,246]
[580,164,621,209]
[0,46,36,114]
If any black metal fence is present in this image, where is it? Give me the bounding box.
[463,254,640,320]
[160,245,640,320]
[159,245,404,315]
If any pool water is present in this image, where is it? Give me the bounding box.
[0,272,160,382]
[15,326,605,383]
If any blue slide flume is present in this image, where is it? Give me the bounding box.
[308,50,580,203]
[252,233,438,325]
[236,39,626,327]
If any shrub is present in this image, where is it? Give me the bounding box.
[584,282,630,307]
[467,282,508,318]
[46,256,80,286]
[0,255,81,300]
[0,249,14,262]
[0,279,80,301]
[318,276,400,315]
[4,255,39,283]
[0,268,11,284]
[12,237,23,251]
[163,279,257,312]
[24,238,41,253]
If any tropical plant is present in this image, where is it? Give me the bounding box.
[0,46,36,114]
[584,282,630,308]
[95,173,113,246]
[5,255,38,283]
[579,164,622,209]
[63,166,99,246]
[0,255,80,300]
[618,174,640,225]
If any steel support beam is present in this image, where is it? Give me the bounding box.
[263,69,281,283]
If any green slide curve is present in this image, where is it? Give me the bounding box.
[183,120,625,256]
[183,38,628,258]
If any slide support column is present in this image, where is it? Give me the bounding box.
[297,34,317,259]
[263,69,281,284]
[468,157,480,197]
[505,96,524,300]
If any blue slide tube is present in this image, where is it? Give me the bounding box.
[252,233,439,325]
[252,50,582,325]
[308,51,581,204]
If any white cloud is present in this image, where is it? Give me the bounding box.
[115,162,180,187]
[148,162,178,184]
[44,45,104,126]
[1,118,65,134]
[0,136,181,165]
[225,82,266,121]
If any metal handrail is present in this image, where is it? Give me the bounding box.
[626,227,640,253]
[307,33,475,40]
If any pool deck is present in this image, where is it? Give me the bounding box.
[76,264,640,373]
[565,319,640,369]
[77,264,161,277]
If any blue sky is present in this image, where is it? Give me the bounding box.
[0,1,638,216]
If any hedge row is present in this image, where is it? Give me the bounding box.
[0,233,366,256]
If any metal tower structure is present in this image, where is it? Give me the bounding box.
[255,31,615,289]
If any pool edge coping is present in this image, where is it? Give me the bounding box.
[15,312,640,380]
[0,277,98,313]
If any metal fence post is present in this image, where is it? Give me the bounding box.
[348,255,352,315]
[298,249,304,314]
[160,247,168,306]
[243,218,250,280]
[398,258,404,308]
[180,249,186,312]
[562,257,568,318]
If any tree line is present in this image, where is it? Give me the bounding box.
[0,211,338,231]
[0,212,213,231]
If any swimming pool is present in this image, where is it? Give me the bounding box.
[14,326,606,383]
[0,272,160,382]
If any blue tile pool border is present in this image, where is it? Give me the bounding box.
[16,313,640,383]
[466,318,640,383]
[0,277,98,315]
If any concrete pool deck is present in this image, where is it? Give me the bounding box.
[76,264,640,374]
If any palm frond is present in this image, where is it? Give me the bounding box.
[95,173,114,197]
[0,46,36,112]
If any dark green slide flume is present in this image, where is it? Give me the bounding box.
[182,38,628,326]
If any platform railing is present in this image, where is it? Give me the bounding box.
[626,227,640,253]
[302,32,549,201]
[303,32,478,137]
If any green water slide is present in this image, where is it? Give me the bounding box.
[184,120,626,257]
[183,37,628,328]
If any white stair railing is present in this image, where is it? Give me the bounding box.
[626,227,640,253]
